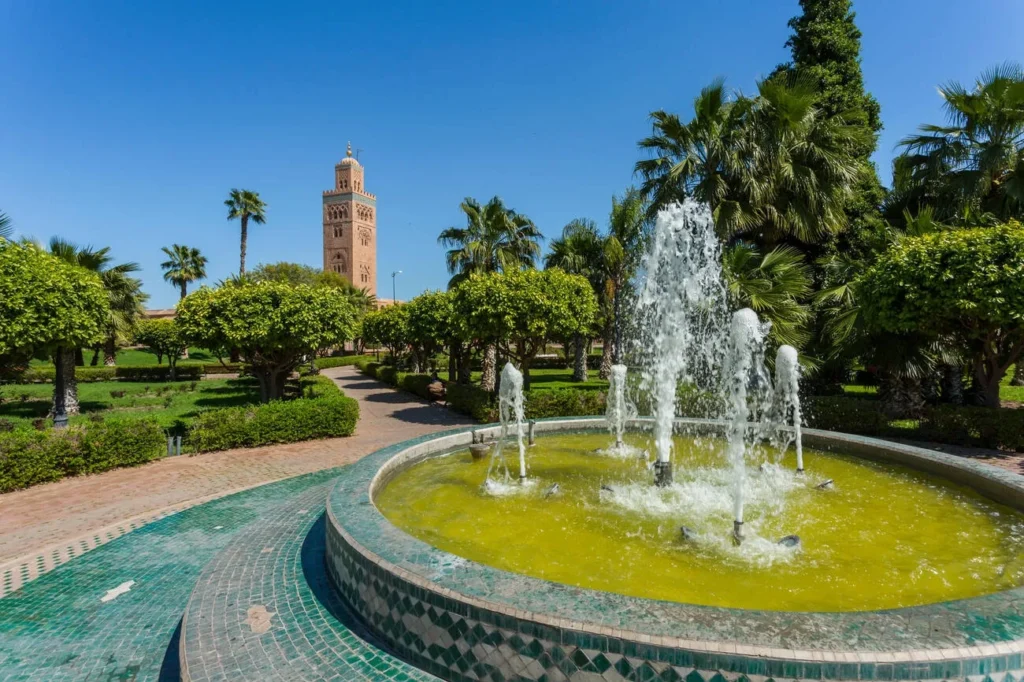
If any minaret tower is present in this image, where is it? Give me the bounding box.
[322,142,377,296]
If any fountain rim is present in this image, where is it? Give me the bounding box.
[325,416,1024,667]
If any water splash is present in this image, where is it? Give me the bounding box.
[723,308,771,542]
[598,364,644,458]
[774,345,804,472]
[636,201,728,483]
[484,363,528,493]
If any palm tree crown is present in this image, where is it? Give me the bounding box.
[160,244,208,300]
[224,189,267,276]
[894,62,1024,225]
[636,76,866,248]
[0,211,12,241]
[437,196,542,288]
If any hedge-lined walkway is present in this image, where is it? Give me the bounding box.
[0,366,472,594]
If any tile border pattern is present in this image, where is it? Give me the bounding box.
[324,418,1024,682]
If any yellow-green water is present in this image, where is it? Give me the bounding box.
[376,433,1024,612]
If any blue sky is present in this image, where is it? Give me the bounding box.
[2,1,1023,308]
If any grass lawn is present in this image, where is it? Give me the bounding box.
[468,367,609,391]
[29,347,225,368]
[0,378,260,429]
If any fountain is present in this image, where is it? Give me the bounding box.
[599,363,641,458]
[636,201,728,486]
[324,199,1024,682]
[774,344,804,472]
[484,362,528,491]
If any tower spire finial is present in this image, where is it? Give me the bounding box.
[346,141,353,158]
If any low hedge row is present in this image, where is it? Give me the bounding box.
[0,418,166,493]
[804,397,1024,451]
[356,360,439,402]
[3,364,227,384]
[314,355,373,370]
[188,375,359,453]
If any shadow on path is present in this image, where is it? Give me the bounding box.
[157,618,182,682]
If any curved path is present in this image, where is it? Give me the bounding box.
[0,367,470,681]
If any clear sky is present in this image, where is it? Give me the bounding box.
[2,1,1022,308]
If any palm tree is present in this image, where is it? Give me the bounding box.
[604,189,648,374]
[46,239,148,414]
[160,244,208,300]
[545,219,604,381]
[0,211,12,241]
[224,189,267,276]
[894,63,1024,226]
[438,196,542,390]
[723,244,812,349]
[636,76,866,250]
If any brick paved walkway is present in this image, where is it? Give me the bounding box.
[0,367,472,594]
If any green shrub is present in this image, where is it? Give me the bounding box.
[314,355,372,370]
[376,366,401,387]
[357,360,382,377]
[188,379,358,453]
[446,383,496,421]
[804,397,895,437]
[524,389,606,419]
[0,418,165,492]
[4,365,205,384]
[917,404,1024,451]
[399,374,435,400]
[201,362,242,375]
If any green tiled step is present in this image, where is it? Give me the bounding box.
[179,486,438,682]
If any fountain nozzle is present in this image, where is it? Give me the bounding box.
[733,520,744,545]
[654,461,673,487]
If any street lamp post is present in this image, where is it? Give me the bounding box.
[391,270,402,303]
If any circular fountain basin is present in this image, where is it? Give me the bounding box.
[325,418,1024,682]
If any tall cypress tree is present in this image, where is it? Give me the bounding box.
[774,0,885,247]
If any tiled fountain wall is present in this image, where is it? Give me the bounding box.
[325,418,1024,682]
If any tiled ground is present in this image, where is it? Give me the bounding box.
[180,483,437,681]
[0,366,472,595]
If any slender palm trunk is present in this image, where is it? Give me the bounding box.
[240,215,248,276]
[481,344,497,392]
[103,337,117,366]
[179,281,190,359]
[573,332,588,382]
[599,321,614,379]
[878,370,924,419]
[51,347,79,419]
[90,347,101,366]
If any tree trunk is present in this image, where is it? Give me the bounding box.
[90,347,100,366]
[458,348,472,385]
[448,344,457,383]
[75,347,85,366]
[599,322,614,380]
[230,347,241,363]
[410,349,421,374]
[103,337,117,366]
[1012,363,1024,387]
[51,347,79,420]
[522,357,532,391]
[573,332,588,382]
[240,215,248,276]
[972,358,1003,408]
[941,365,964,405]
[481,344,497,392]
[878,371,924,419]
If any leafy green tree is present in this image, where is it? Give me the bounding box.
[160,244,208,300]
[636,76,867,249]
[134,319,185,378]
[406,291,455,374]
[604,189,649,371]
[224,189,267,276]
[723,244,812,349]
[857,223,1024,408]
[250,262,376,314]
[176,282,356,401]
[545,219,603,382]
[453,269,597,389]
[362,304,409,364]
[0,241,109,421]
[438,196,542,390]
[893,63,1024,227]
[47,238,147,367]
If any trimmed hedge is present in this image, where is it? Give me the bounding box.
[0,418,166,493]
[5,365,207,384]
[188,375,359,453]
[314,355,373,370]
